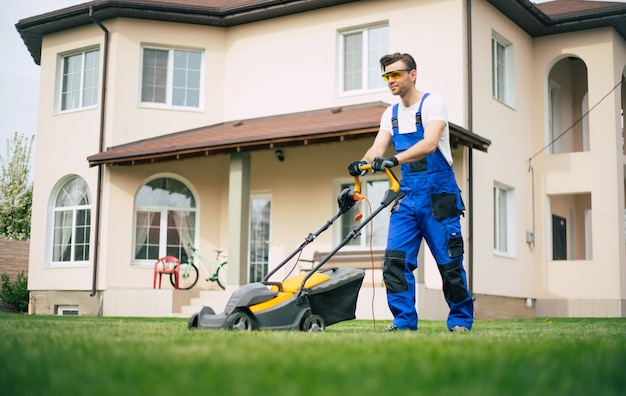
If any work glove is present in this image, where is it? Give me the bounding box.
[371,156,398,172]
[348,160,368,176]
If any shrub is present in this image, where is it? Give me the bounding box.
[0,271,28,313]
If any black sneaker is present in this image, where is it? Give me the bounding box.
[449,325,469,332]
[387,324,400,331]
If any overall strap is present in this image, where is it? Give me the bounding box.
[392,93,431,131]
[391,103,399,134]
[415,93,430,126]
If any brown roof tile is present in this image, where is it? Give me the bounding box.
[16,0,359,65]
[88,102,385,166]
[87,102,491,166]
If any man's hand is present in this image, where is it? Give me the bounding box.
[371,156,398,172]
[348,160,368,176]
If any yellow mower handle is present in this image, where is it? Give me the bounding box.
[353,164,400,195]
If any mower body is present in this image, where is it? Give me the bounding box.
[189,168,402,331]
[190,267,365,331]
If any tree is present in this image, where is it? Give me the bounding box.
[0,132,34,240]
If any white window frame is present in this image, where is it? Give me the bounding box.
[493,183,516,257]
[249,193,272,283]
[337,23,389,95]
[139,46,204,110]
[57,305,79,316]
[132,176,198,267]
[56,47,100,113]
[49,176,92,267]
[492,31,515,107]
[334,177,390,250]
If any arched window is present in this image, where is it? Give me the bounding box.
[134,177,196,265]
[52,177,91,264]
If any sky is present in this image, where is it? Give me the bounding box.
[1,0,625,162]
[0,0,81,164]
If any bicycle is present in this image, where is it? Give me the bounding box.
[171,245,227,290]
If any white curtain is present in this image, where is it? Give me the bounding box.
[134,211,151,258]
[134,183,167,258]
[54,210,74,261]
[134,178,196,260]
[172,210,194,259]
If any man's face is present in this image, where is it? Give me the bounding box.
[382,60,415,96]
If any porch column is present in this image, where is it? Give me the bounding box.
[228,152,251,287]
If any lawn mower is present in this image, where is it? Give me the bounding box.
[187,165,403,331]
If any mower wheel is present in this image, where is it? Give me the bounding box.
[302,314,325,332]
[188,313,198,329]
[225,311,256,331]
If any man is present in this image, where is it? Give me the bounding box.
[348,52,473,331]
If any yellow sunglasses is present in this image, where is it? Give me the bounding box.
[381,68,412,82]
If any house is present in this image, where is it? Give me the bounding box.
[16,0,626,319]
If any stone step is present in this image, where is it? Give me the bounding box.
[177,289,231,317]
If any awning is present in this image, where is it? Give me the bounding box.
[87,102,491,167]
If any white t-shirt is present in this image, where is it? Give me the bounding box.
[379,93,452,165]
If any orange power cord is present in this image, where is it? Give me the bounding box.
[354,195,377,330]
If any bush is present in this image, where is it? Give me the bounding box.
[0,271,28,313]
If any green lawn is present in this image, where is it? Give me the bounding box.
[1,314,624,396]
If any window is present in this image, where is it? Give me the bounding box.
[552,214,567,260]
[56,305,79,316]
[141,48,202,108]
[59,49,100,111]
[52,177,91,264]
[492,32,514,106]
[134,177,197,265]
[249,194,271,282]
[337,179,390,249]
[339,24,389,93]
[493,183,516,256]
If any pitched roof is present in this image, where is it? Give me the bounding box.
[25,0,624,167]
[487,0,626,39]
[16,0,626,65]
[16,0,359,65]
[87,102,492,166]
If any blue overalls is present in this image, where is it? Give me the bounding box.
[384,94,474,330]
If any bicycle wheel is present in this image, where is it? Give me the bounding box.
[215,262,227,290]
[173,262,199,290]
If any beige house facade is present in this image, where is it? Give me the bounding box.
[16,0,626,319]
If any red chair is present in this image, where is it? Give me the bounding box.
[153,256,181,289]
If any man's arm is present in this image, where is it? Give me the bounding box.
[362,128,393,163]
[394,120,445,164]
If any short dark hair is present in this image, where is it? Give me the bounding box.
[379,52,417,72]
